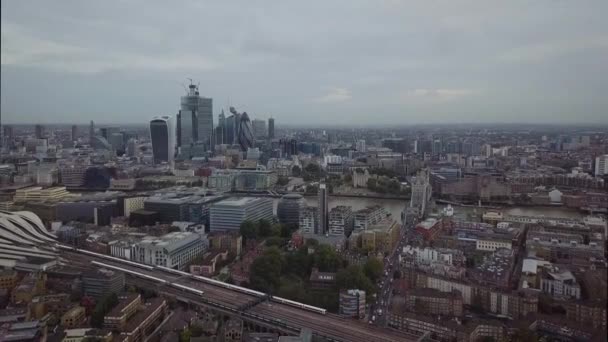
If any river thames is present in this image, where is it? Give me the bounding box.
[272,196,585,220]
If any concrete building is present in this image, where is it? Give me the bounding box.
[61,306,86,328]
[594,154,608,176]
[210,197,273,232]
[299,206,319,235]
[404,288,463,317]
[353,205,388,232]
[268,118,275,139]
[540,269,581,299]
[82,268,125,299]
[277,194,307,226]
[133,231,207,270]
[328,206,353,237]
[252,119,267,139]
[104,293,141,330]
[339,289,365,319]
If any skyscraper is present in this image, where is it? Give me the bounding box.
[268,117,275,139]
[215,110,226,145]
[318,183,328,235]
[89,121,95,144]
[150,116,175,164]
[252,119,266,139]
[71,125,78,142]
[179,81,213,150]
[35,124,45,139]
[237,112,254,152]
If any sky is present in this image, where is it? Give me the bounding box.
[1,0,608,126]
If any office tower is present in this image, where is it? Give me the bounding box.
[150,116,175,164]
[82,268,125,299]
[225,114,236,146]
[35,124,44,139]
[133,232,207,270]
[252,119,266,139]
[70,125,77,141]
[109,132,125,152]
[126,138,136,157]
[100,127,117,140]
[3,125,14,148]
[238,112,254,151]
[595,155,608,176]
[410,169,432,218]
[89,121,95,144]
[277,193,307,226]
[216,110,226,145]
[280,138,298,156]
[318,183,328,235]
[180,82,213,149]
[209,197,273,231]
[268,117,275,139]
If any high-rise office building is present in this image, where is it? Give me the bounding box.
[252,119,266,139]
[318,183,328,235]
[35,124,45,139]
[215,110,226,145]
[71,125,78,142]
[238,112,254,151]
[126,138,136,157]
[150,116,175,164]
[277,193,307,226]
[179,82,213,149]
[109,132,125,152]
[268,118,275,139]
[89,121,95,144]
[209,197,273,231]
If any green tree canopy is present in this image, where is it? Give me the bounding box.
[257,219,273,237]
[363,257,384,283]
[335,265,375,295]
[240,220,258,242]
[249,247,286,293]
[313,244,342,272]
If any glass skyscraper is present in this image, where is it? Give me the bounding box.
[150,115,175,164]
[178,82,213,150]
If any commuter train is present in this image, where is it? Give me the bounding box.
[156,266,327,315]
[58,244,326,315]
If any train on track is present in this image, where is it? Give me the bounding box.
[57,244,327,315]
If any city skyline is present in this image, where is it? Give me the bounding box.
[2,1,608,125]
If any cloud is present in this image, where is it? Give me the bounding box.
[401,88,477,102]
[498,36,608,64]
[313,87,352,103]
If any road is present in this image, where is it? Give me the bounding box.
[60,249,418,342]
[369,220,414,327]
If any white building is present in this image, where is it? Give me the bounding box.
[133,231,208,270]
[595,154,608,176]
[541,269,581,299]
[353,205,388,231]
[476,239,512,252]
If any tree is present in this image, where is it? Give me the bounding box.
[277,176,290,186]
[240,220,258,242]
[91,293,119,328]
[367,178,377,190]
[292,165,301,177]
[179,329,191,342]
[335,265,374,295]
[249,247,286,293]
[314,245,342,272]
[363,258,383,283]
[266,236,286,247]
[190,324,203,337]
[257,219,273,237]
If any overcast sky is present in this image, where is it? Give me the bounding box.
[2,0,607,126]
